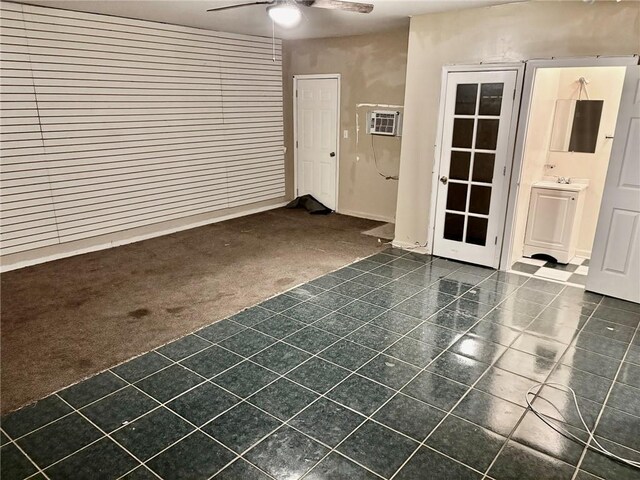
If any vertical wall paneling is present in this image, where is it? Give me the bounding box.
[0,2,284,255]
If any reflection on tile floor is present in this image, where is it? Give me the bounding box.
[2,248,639,480]
[510,256,590,287]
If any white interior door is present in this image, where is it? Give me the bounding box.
[295,77,338,210]
[587,65,640,303]
[433,70,518,268]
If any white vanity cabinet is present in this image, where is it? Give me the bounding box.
[523,181,588,264]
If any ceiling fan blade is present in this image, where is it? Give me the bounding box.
[302,0,374,13]
[206,1,274,12]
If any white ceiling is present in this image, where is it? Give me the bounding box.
[13,0,523,39]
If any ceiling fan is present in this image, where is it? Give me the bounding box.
[207,0,374,28]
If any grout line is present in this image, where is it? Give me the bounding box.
[569,315,640,480]
[138,253,491,478]
[479,292,606,479]
[5,249,638,479]
[0,254,536,478]
[390,278,573,480]
[0,428,50,480]
[277,264,534,478]
[105,370,278,480]
[51,394,151,477]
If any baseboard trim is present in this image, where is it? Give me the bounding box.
[1,201,288,272]
[576,248,592,259]
[337,208,395,224]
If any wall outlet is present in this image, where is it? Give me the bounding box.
[343,130,349,139]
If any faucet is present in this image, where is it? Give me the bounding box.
[558,177,571,184]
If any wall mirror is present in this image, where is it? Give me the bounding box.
[549,99,604,153]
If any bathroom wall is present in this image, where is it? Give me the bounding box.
[547,67,626,257]
[511,66,627,263]
[511,68,562,263]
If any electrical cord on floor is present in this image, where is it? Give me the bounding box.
[371,134,399,181]
[526,382,640,468]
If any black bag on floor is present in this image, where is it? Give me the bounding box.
[286,195,332,215]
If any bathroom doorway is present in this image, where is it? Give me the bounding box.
[501,57,638,299]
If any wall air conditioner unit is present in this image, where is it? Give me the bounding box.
[367,110,402,136]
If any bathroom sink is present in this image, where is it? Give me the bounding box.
[532,180,588,192]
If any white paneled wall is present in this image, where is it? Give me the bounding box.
[0,2,284,257]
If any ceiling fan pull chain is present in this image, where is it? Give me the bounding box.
[272,20,276,63]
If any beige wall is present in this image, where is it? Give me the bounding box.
[512,66,626,263]
[511,68,562,263]
[283,28,409,222]
[394,1,640,249]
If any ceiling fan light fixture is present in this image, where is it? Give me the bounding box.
[267,3,302,27]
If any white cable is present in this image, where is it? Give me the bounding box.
[271,20,276,63]
[526,382,640,468]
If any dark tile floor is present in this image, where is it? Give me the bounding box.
[2,248,639,480]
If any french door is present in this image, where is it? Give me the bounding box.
[433,70,518,268]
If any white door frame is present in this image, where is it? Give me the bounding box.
[427,63,525,267]
[500,56,639,271]
[292,74,341,210]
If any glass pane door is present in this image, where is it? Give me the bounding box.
[443,82,504,247]
[433,69,518,268]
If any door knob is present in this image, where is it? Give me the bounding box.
[329,152,336,157]
[440,176,448,185]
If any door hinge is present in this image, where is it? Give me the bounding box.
[503,166,506,176]
[296,89,298,98]
[296,140,298,148]
[495,236,498,245]
[513,89,516,100]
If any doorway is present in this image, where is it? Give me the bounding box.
[430,67,522,268]
[502,57,639,302]
[293,74,340,211]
